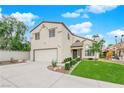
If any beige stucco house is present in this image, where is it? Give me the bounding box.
[30,21,96,63]
[108,42,124,60]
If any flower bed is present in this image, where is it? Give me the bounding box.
[48,57,81,74]
[47,65,69,74]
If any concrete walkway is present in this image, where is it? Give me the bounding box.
[0,62,124,88]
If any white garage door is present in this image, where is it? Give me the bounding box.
[34,49,57,63]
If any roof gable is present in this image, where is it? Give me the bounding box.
[30,21,94,42]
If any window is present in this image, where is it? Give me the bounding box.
[85,45,94,56]
[85,50,94,56]
[68,33,70,40]
[35,32,40,40]
[49,28,55,37]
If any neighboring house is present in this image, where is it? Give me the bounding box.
[30,21,96,63]
[108,42,124,60]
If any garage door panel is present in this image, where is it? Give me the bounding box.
[35,49,57,62]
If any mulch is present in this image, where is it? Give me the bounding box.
[47,65,69,74]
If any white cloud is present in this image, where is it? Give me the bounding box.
[75,8,84,13]
[62,5,118,19]
[86,5,118,14]
[82,14,89,18]
[69,22,92,34]
[61,12,80,18]
[85,34,93,39]
[0,8,2,19]
[0,8,39,26]
[99,34,104,38]
[62,8,84,18]
[107,29,124,36]
[11,12,39,27]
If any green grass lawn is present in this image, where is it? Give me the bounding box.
[71,60,124,85]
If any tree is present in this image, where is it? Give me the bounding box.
[9,34,23,50]
[92,34,99,41]
[108,44,113,47]
[0,15,30,51]
[121,35,124,42]
[0,17,11,49]
[90,39,105,60]
[22,41,31,51]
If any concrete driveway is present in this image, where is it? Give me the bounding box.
[0,61,124,88]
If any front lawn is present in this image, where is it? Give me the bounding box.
[71,60,124,85]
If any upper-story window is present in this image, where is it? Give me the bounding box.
[35,32,40,40]
[68,33,70,40]
[49,28,55,37]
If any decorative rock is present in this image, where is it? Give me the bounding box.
[58,66,62,69]
[53,67,57,71]
[18,60,23,62]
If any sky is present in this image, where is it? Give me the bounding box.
[0,5,124,45]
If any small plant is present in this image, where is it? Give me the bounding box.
[65,62,70,70]
[51,60,57,67]
[75,57,81,62]
[64,57,72,63]
[71,59,77,65]
[88,58,93,60]
[10,58,16,63]
[70,60,73,67]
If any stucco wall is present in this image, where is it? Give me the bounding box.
[30,22,63,62]
[61,26,72,60]
[30,22,96,62]
[61,27,85,60]
[0,50,30,61]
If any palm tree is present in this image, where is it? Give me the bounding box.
[121,34,124,42]
[115,36,117,44]
[90,39,105,60]
[92,34,99,41]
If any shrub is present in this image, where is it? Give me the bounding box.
[65,62,70,70]
[64,57,72,63]
[70,60,73,67]
[71,59,77,65]
[88,58,93,60]
[75,57,81,62]
[51,60,57,67]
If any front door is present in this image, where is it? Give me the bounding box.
[73,49,77,58]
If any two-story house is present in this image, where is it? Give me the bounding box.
[30,21,96,63]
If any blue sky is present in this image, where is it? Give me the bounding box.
[0,5,124,45]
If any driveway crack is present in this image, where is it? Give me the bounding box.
[48,74,64,88]
[0,76,19,88]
